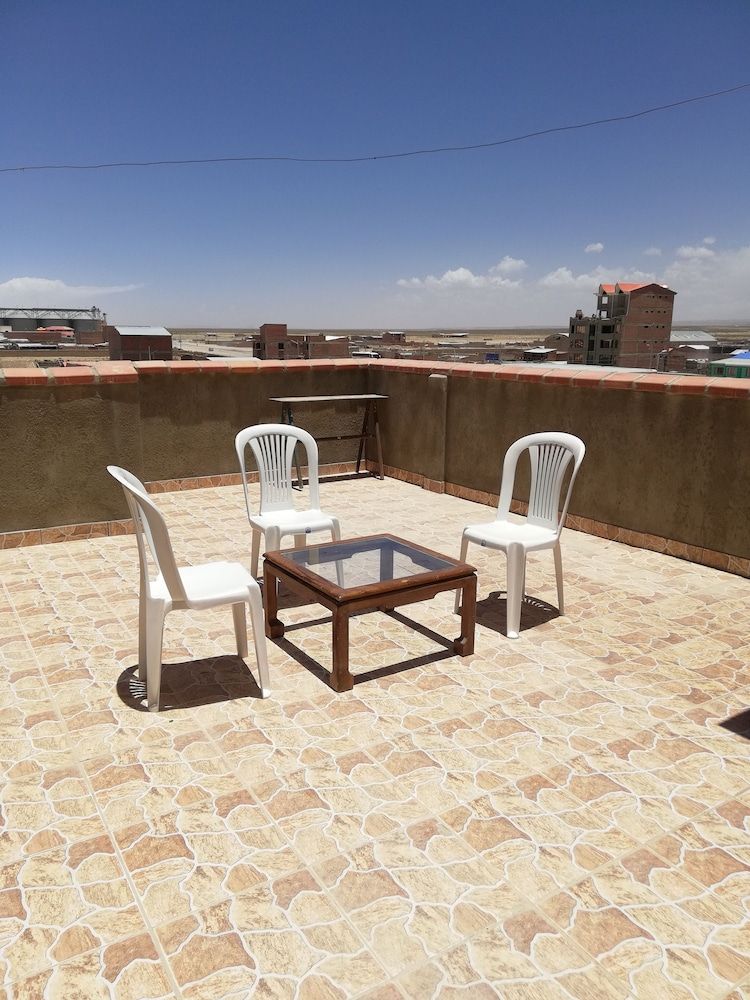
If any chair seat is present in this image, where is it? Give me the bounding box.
[151,561,255,608]
[249,508,336,537]
[463,518,559,552]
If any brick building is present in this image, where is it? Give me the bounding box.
[108,326,173,361]
[568,282,676,368]
[256,323,349,360]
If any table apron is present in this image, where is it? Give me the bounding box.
[265,564,475,617]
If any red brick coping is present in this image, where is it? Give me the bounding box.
[1,357,749,396]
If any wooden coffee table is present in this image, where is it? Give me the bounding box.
[263,533,477,692]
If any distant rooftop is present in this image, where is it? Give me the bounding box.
[670,329,717,344]
[112,325,171,337]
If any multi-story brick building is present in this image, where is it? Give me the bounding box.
[568,282,676,368]
[256,323,349,360]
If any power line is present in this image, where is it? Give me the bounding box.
[2,82,749,175]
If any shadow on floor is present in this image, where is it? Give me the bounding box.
[293,471,376,490]
[116,655,264,712]
[719,708,750,739]
[274,607,457,690]
[475,589,560,637]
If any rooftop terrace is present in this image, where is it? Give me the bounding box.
[2,474,749,998]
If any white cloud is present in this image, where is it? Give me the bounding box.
[490,255,527,275]
[584,242,604,254]
[703,236,716,245]
[396,260,524,291]
[665,244,750,320]
[676,245,715,260]
[643,246,662,257]
[0,276,141,304]
[539,265,654,289]
[391,244,750,325]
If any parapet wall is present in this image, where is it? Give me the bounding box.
[2,358,749,575]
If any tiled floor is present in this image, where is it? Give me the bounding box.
[1,475,749,999]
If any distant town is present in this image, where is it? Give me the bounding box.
[2,284,750,379]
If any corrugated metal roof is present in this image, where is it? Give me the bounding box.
[670,330,717,343]
[113,326,171,337]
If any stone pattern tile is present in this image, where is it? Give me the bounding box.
[1,476,749,997]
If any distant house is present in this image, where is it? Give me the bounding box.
[107,326,173,361]
[256,323,349,360]
[708,354,750,379]
[523,346,557,363]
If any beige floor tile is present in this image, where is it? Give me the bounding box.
[3,476,750,996]
[0,834,147,986]
[156,869,386,997]
[5,933,176,998]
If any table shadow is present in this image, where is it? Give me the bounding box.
[273,607,457,690]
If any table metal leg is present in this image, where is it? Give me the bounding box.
[373,402,384,480]
[454,575,476,656]
[263,564,285,639]
[355,402,370,474]
[281,403,304,490]
[331,607,353,692]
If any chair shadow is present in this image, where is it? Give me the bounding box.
[274,607,456,689]
[719,709,750,740]
[475,589,560,637]
[116,654,265,713]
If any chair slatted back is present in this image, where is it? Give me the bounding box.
[497,433,585,535]
[235,424,321,517]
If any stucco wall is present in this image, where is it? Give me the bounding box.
[1,359,749,566]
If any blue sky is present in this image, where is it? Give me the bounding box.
[3,0,750,327]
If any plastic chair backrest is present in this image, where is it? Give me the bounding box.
[107,466,187,602]
[497,433,585,534]
[235,424,321,517]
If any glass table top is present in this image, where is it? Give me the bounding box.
[282,535,459,590]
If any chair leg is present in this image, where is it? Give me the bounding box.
[232,602,248,657]
[146,600,166,712]
[454,535,470,613]
[247,587,270,697]
[250,528,262,578]
[138,590,147,681]
[506,544,526,639]
[293,533,306,549]
[553,541,564,615]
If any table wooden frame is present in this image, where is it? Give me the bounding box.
[263,533,477,692]
[270,394,386,488]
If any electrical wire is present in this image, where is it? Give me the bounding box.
[1,82,748,174]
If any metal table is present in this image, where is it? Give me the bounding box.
[270,393,387,487]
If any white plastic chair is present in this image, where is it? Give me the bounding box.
[235,424,341,576]
[454,433,585,638]
[107,466,270,712]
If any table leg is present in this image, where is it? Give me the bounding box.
[355,402,370,474]
[263,564,285,639]
[373,402,384,480]
[331,607,353,692]
[281,403,304,490]
[454,575,476,656]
